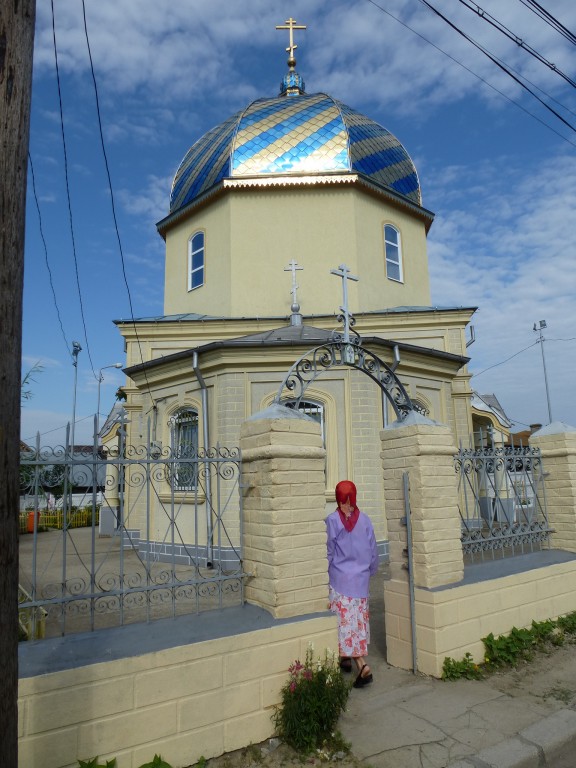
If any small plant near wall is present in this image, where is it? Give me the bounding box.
[442,652,483,680]
[78,756,172,768]
[442,611,576,681]
[272,644,351,754]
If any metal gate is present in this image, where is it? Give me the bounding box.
[455,430,552,563]
[19,422,245,640]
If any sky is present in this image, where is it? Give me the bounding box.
[21,0,576,447]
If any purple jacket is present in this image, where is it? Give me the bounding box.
[325,509,379,599]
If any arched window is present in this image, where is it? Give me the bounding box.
[170,408,199,490]
[384,224,403,282]
[282,399,325,446]
[411,399,430,418]
[188,232,205,291]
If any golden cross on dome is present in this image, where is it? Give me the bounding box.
[276,17,306,69]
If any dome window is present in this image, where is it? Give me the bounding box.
[188,232,205,291]
[384,224,403,283]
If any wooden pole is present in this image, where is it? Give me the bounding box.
[0,2,36,765]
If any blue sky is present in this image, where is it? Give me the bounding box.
[22,0,576,446]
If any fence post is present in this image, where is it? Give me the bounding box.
[239,407,328,619]
[380,414,464,671]
[530,422,576,552]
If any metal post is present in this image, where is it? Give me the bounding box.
[70,341,82,456]
[402,472,417,674]
[534,320,553,424]
[97,362,122,438]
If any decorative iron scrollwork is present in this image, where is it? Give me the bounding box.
[274,341,413,420]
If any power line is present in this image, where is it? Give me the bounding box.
[471,340,538,378]
[27,152,71,357]
[80,0,157,409]
[518,0,576,47]
[50,0,97,378]
[457,0,576,90]
[362,0,576,149]
[416,0,576,136]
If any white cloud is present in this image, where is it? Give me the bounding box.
[427,150,576,426]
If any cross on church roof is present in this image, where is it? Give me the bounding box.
[284,259,303,309]
[276,17,306,69]
[330,264,358,344]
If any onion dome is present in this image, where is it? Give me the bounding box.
[169,29,421,215]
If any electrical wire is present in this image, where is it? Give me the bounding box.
[362,0,576,149]
[471,340,538,378]
[415,0,576,136]
[50,0,98,377]
[27,152,71,357]
[518,0,576,47]
[457,0,576,90]
[80,0,157,409]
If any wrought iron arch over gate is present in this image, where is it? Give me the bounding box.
[274,337,414,421]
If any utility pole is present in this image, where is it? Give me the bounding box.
[533,320,553,425]
[0,3,37,766]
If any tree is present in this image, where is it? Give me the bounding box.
[0,3,37,766]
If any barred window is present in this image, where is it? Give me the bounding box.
[282,399,325,446]
[171,409,199,491]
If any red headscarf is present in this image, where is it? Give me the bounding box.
[335,480,360,532]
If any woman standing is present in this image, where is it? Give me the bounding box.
[326,480,379,688]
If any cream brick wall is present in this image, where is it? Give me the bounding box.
[240,416,329,618]
[349,371,387,540]
[380,422,464,589]
[18,617,337,768]
[530,430,576,551]
[384,559,576,677]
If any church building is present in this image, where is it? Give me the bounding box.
[111,20,481,564]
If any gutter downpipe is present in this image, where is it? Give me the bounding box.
[193,351,214,567]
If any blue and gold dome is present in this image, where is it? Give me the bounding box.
[170,44,421,215]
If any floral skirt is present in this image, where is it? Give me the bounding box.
[329,586,370,658]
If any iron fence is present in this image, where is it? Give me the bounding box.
[455,430,552,563]
[19,421,245,639]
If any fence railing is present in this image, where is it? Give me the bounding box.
[455,431,552,563]
[19,421,245,639]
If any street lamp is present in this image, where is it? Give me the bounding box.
[70,341,82,455]
[97,363,123,438]
[533,320,553,425]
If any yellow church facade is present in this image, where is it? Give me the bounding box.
[112,38,478,561]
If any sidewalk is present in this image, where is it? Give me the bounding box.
[337,574,576,767]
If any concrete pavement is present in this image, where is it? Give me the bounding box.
[337,575,576,768]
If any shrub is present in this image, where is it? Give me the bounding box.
[272,644,351,753]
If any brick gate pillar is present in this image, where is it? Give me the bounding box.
[530,422,576,552]
[239,407,328,619]
[380,415,464,670]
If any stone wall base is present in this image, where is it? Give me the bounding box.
[384,553,576,677]
[18,614,337,768]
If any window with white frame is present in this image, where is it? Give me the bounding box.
[384,224,403,282]
[170,408,199,490]
[282,399,325,446]
[188,231,205,291]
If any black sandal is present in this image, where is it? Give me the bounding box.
[339,657,352,673]
[353,664,373,688]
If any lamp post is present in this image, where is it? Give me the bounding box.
[97,363,123,438]
[70,341,82,455]
[533,320,553,425]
